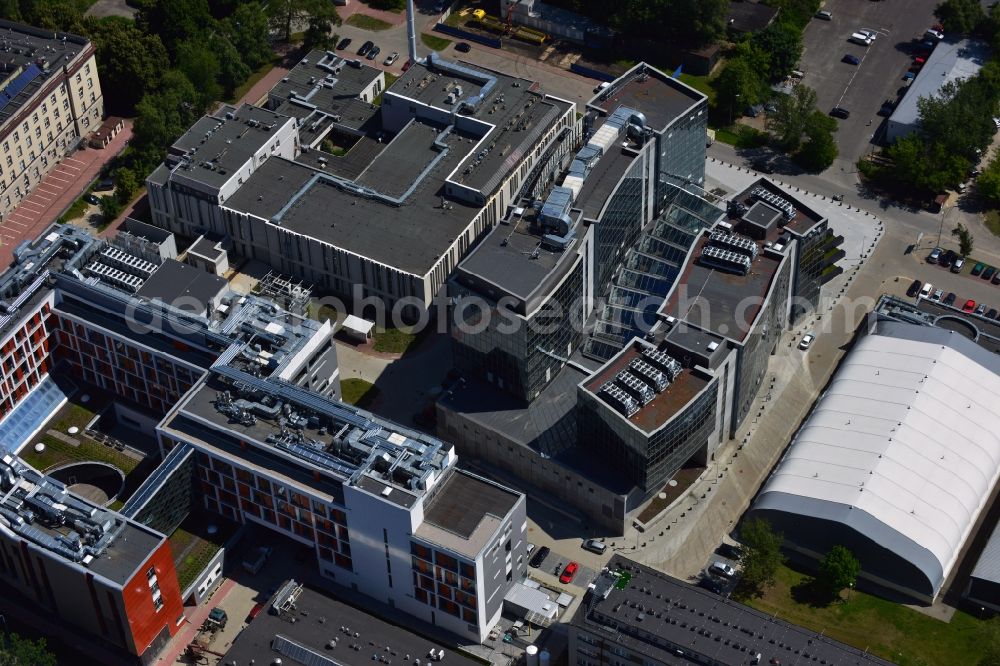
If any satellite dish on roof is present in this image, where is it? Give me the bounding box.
[667,480,678,487]
[34,443,45,453]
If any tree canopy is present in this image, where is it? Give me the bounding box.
[0,632,57,666]
[84,17,169,116]
[737,518,784,598]
[817,545,860,597]
[551,0,728,48]
[935,0,984,35]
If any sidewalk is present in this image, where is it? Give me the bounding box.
[156,577,238,665]
[0,119,133,265]
[237,62,291,107]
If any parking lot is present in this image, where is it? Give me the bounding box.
[528,543,600,589]
[799,0,943,164]
[906,246,1000,316]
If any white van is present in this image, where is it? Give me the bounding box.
[920,282,933,299]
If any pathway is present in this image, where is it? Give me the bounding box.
[155,577,238,665]
[0,119,133,265]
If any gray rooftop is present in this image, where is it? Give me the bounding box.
[576,144,639,220]
[890,39,988,130]
[222,584,483,666]
[587,64,704,132]
[270,124,480,276]
[268,49,383,133]
[875,295,1000,357]
[416,469,520,557]
[167,104,292,190]
[454,206,583,311]
[0,20,90,127]
[662,234,784,343]
[136,259,227,314]
[224,157,319,220]
[572,555,895,666]
[0,455,164,585]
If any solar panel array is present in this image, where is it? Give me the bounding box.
[83,261,144,293]
[642,348,682,381]
[100,246,157,279]
[615,371,655,405]
[750,186,795,220]
[709,230,758,259]
[699,246,751,275]
[0,63,42,115]
[600,381,640,417]
[630,358,669,391]
[272,634,337,666]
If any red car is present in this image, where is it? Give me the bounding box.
[559,562,579,584]
[963,299,976,312]
[246,602,265,623]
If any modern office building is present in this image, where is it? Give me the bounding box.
[0,221,530,651]
[440,166,839,530]
[0,454,184,663]
[747,295,1000,603]
[147,50,579,319]
[569,555,893,666]
[0,20,103,219]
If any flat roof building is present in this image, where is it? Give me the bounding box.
[887,39,988,142]
[747,299,1000,603]
[569,555,894,666]
[148,50,579,319]
[0,20,104,221]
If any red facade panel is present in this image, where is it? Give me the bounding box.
[122,540,184,657]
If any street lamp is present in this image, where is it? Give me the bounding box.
[730,94,741,126]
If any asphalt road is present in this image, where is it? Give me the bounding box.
[799,0,944,173]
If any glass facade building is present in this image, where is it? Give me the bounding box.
[789,222,844,324]
[655,100,708,199]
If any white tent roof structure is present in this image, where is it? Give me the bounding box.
[752,324,1000,598]
[342,314,375,336]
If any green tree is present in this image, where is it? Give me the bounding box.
[132,70,202,169]
[17,0,85,32]
[978,155,1000,206]
[99,194,123,221]
[225,1,273,70]
[268,0,335,43]
[175,41,223,110]
[795,110,838,171]
[667,0,728,48]
[209,34,250,99]
[303,16,337,52]
[737,518,784,598]
[766,84,817,149]
[715,57,766,123]
[137,0,215,56]
[0,632,57,666]
[752,22,803,82]
[817,545,860,597]
[114,167,139,205]
[935,0,984,34]
[952,222,974,257]
[83,16,169,116]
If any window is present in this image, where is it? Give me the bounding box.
[31,113,37,124]
[41,103,46,113]
[87,78,92,89]
[146,566,156,581]
[85,63,90,74]
[75,73,81,83]
[49,93,56,105]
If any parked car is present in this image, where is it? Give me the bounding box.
[993,271,1000,285]
[849,32,873,46]
[858,29,878,41]
[246,603,265,623]
[977,303,988,316]
[358,40,374,56]
[594,81,611,94]
[973,262,986,276]
[815,10,832,20]
[710,561,736,578]
[928,247,942,263]
[925,28,944,41]
[878,99,896,116]
[941,249,957,266]
[799,333,815,350]
[963,299,977,312]
[582,538,607,554]
[843,54,861,66]
[920,282,934,299]
[560,562,580,584]
[944,292,957,306]
[384,51,399,66]
[906,279,922,297]
[830,107,850,119]
[984,267,997,280]
[989,308,998,319]
[84,193,100,205]
[931,289,943,302]
[93,178,114,192]
[717,543,743,561]
[455,42,472,53]
[699,577,724,594]
[337,37,352,50]
[366,46,381,60]
[529,546,550,568]
[951,257,965,273]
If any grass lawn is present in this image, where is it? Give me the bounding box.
[20,434,140,475]
[169,515,237,592]
[713,127,740,146]
[373,326,417,354]
[345,14,394,31]
[59,194,92,223]
[227,57,281,104]
[986,210,1000,237]
[50,401,98,433]
[341,378,381,409]
[746,563,986,665]
[421,33,453,51]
